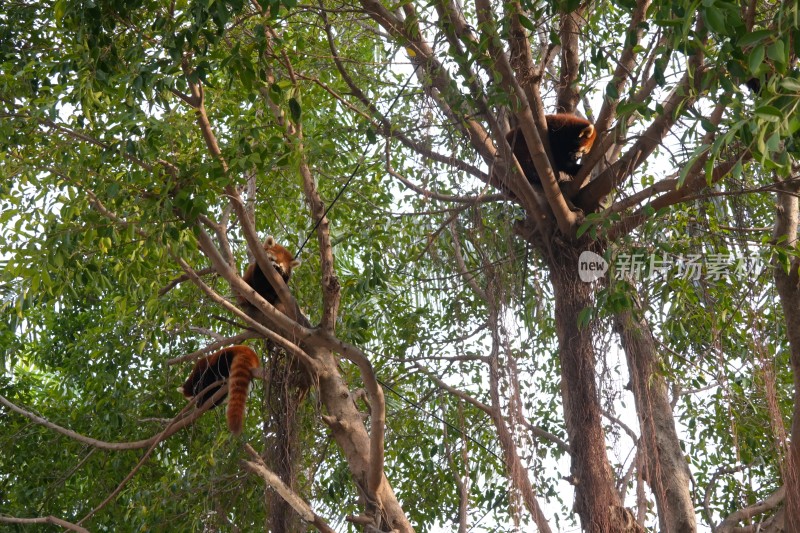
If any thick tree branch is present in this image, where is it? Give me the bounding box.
[506,0,543,110]
[176,56,302,319]
[433,0,493,108]
[605,101,725,215]
[772,170,800,531]
[557,8,586,113]
[260,25,340,331]
[315,332,386,503]
[297,150,340,331]
[186,231,318,370]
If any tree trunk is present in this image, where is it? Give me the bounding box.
[546,244,642,532]
[614,308,696,532]
[772,178,800,531]
[312,346,415,532]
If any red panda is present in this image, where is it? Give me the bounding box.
[236,236,301,309]
[504,114,597,185]
[180,345,260,435]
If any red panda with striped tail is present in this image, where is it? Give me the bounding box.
[180,345,260,435]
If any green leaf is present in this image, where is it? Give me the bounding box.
[754,105,783,121]
[748,44,765,74]
[737,29,772,47]
[704,7,726,35]
[576,220,593,238]
[766,131,781,151]
[767,39,787,66]
[517,14,536,32]
[53,0,66,25]
[577,306,594,329]
[779,78,800,91]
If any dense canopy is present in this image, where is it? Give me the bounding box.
[1,0,799,531]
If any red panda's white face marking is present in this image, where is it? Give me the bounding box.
[575,125,596,156]
[263,236,301,281]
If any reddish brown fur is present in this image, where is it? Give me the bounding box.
[504,113,597,184]
[180,345,261,435]
[237,236,301,308]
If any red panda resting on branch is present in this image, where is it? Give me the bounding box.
[236,236,301,311]
[503,113,597,187]
[180,346,260,435]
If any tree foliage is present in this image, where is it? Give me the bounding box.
[1,0,799,531]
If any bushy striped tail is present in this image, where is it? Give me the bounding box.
[225,346,260,435]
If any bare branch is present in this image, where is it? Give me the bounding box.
[242,444,337,533]
[608,154,749,239]
[0,515,90,533]
[576,15,707,211]
[199,214,235,268]
[167,332,260,365]
[571,0,651,192]
[442,405,469,533]
[297,145,340,331]
[259,28,341,331]
[0,388,219,452]
[592,0,651,135]
[602,408,639,443]
[416,363,493,416]
[506,0,543,108]
[449,223,488,301]
[76,393,205,525]
[432,0,498,127]
[158,267,216,296]
[716,487,785,533]
[385,142,504,204]
[356,0,498,171]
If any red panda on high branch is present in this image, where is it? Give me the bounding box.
[236,236,301,310]
[504,113,597,186]
[180,345,261,435]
